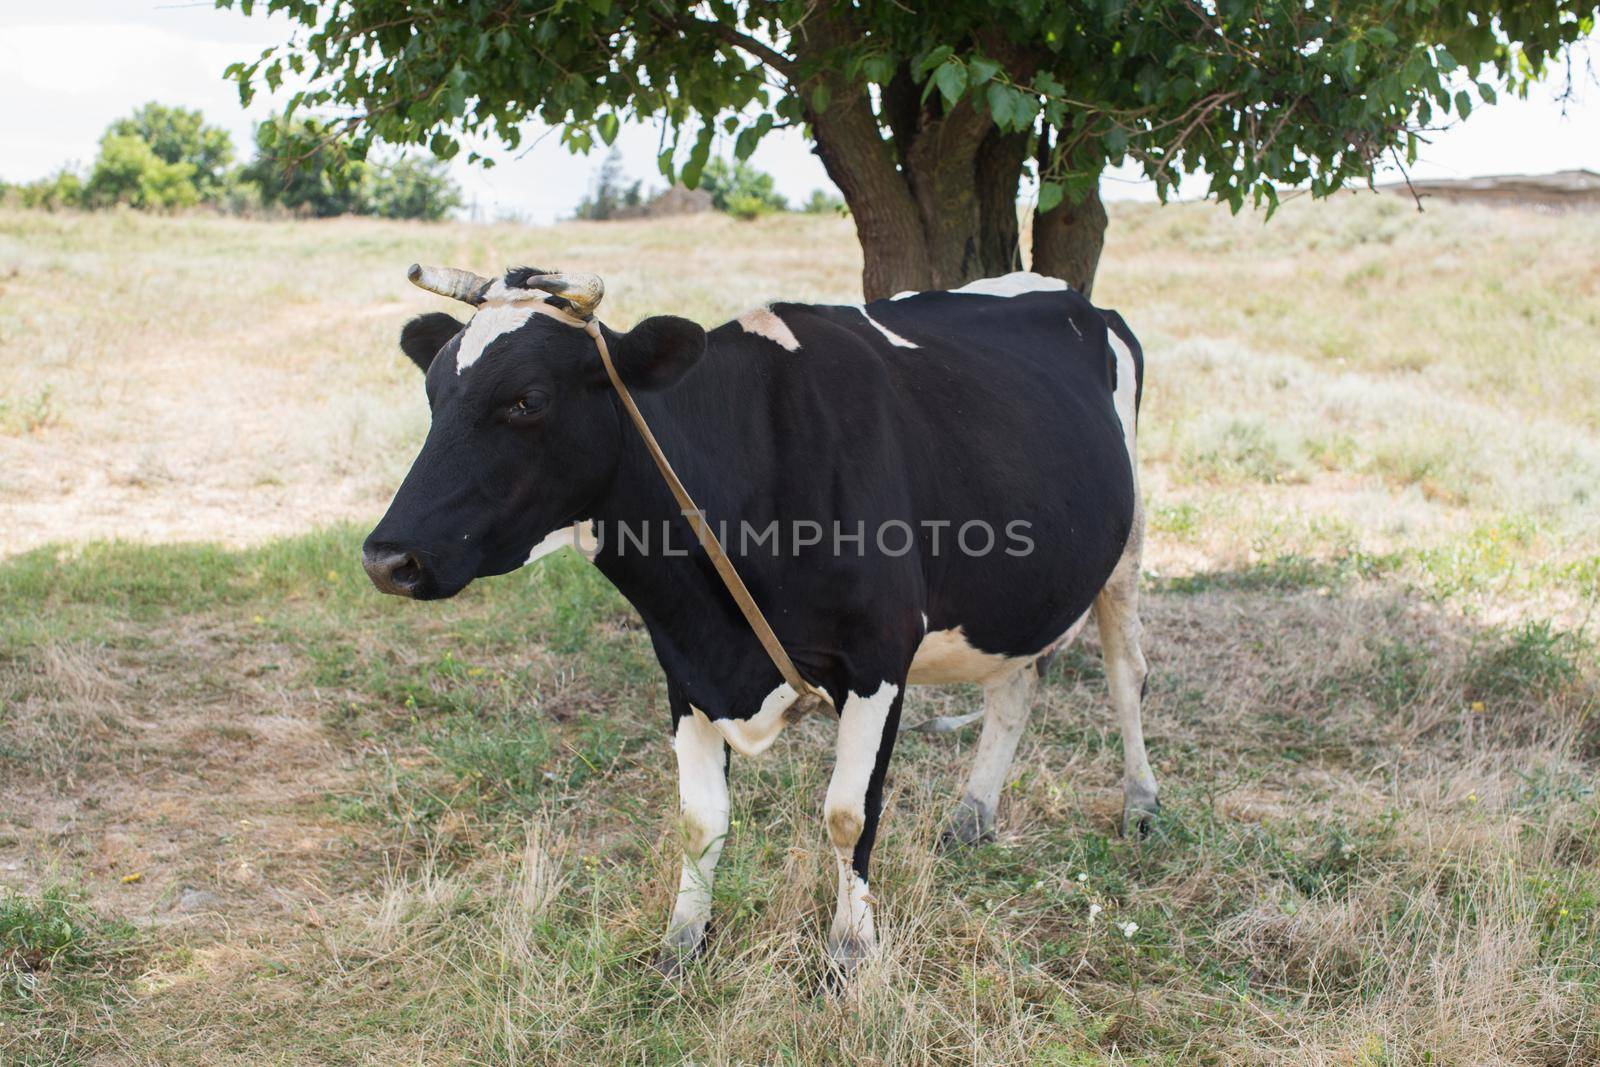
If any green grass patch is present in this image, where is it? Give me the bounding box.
[1,886,139,1064]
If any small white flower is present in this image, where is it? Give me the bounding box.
[1088,903,1103,922]
[1076,872,1089,883]
[1120,921,1139,939]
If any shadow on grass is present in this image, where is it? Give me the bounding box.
[2,530,1597,1062]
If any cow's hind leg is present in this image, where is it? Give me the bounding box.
[941,663,1038,847]
[656,684,728,977]
[822,680,905,978]
[1094,512,1158,836]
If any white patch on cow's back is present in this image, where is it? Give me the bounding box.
[850,305,919,348]
[456,302,536,373]
[737,306,801,351]
[1107,330,1139,470]
[952,271,1070,298]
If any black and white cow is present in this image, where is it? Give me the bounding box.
[362,267,1156,976]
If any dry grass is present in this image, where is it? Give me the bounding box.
[1,197,1597,1064]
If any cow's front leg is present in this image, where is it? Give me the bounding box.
[822,680,904,977]
[656,686,728,977]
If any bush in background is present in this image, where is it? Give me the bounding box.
[801,188,847,215]
[4,102,460,221]
[700,158,787,218]
[104,103,235,201]
[86,133,201,210]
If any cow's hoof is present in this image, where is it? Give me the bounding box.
[939,797,995,850]
[1120,796,1161,839]
[653,923,708,979]
[824,932,873,987]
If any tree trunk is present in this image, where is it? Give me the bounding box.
[1032,178,1108,296]
[795,13,1104,300]
[975,127,1031,277]
[811,122,1035,300]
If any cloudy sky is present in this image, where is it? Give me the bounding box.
[3,2,1596,223]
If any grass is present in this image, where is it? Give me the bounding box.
[1,196,1598,1062]
[1,885,141,1065]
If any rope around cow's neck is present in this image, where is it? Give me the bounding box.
[509,299,967,735]
[580,317,835,718]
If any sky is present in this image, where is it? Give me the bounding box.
[3,2,1597,223]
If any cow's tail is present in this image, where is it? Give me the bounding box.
[1098,308,1144,431]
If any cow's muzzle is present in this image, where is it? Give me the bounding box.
[362,543,425,598]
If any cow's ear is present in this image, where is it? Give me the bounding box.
[600,315,706,391]
[399,312,465,373]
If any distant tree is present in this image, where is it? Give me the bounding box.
[243,114,463,219]
[368,156,463,220]
[701,158,788,219]
[242,116,370,216]
[12,168,86,211]
[801,188,847,215]
[105,103,235,199]
[574,149,644,220]
[224,0,1599,299]
[86,133,201,210]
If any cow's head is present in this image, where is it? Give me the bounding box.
[362,265,705,599]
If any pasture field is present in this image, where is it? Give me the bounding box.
[1,197,1598,1065]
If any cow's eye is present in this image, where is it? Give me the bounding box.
[507,392,550,420]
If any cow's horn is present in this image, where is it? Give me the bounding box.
[407,263,492,305]
[523,272,604,318]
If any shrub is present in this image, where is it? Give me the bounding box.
[700,158,786,215]
[86,133,200,210]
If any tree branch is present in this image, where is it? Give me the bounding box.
[663,12,796,79]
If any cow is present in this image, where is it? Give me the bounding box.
[362,265,1156,978]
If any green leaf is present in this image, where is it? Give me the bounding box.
[932,58,968,107]
[861,54,895,85]
[914,45,954,78]
[734,115,773,161]
[968,57,1001,86]
[681,124,714,188]
[596,113,619,146]
[1477,82,1497,104]
[986,83,1015,129]
[810,82,831,114]
[1037,180,1064,215]
[1455,89,1472,118]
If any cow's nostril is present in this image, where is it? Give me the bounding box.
[362,545,425,597]
[391,556,422,588]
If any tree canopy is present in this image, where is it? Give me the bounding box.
[224,0,1598,297]
[105,103,236,199]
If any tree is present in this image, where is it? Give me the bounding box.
[701,158,788,218]
[106,103,235,200]
[224,2,1598,299]
[243,114,463,219]
[87,133,201,210]
[368,156,463,221]
[801,189,847,216]
[242,115,371,216]
[11,168,86,211]
[574,148,645,220]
